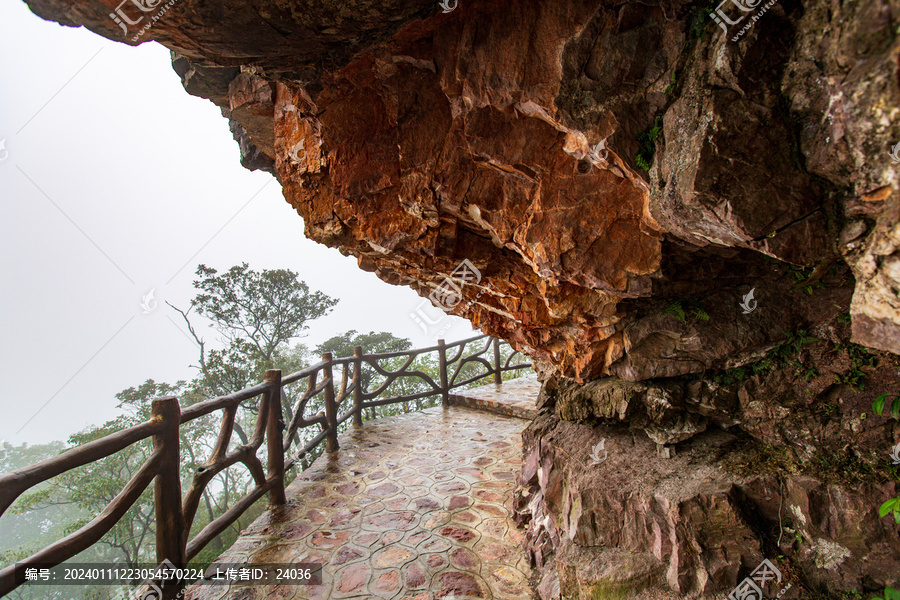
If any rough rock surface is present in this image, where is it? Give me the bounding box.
[24,0,900,381]
[518,312,900,597]
[22,0,900,597]
[515,408,900,599]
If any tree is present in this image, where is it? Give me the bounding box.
[314,331,428,419]
[5,265,339,597]
[170,264,333,441]
[314,330,411,359]
[14,381,184,571]
[315,330,411,393]
[190,263,337,362]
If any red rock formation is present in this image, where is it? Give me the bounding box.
[25,0,898,382]
[21,0,900,595]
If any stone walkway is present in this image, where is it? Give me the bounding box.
[448,375,540,420]
[184,405,535,600]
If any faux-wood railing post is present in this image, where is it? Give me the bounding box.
[264,370,286,506]
[492,337,502,385]
[151,397,186,600]
[438,339,449,408]
[352,346,364,426]
[322,352,339,452]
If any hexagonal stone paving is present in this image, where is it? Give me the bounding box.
[183,406,535,600]
[448,375,539,420]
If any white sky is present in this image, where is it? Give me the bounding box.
[0,1,474,445]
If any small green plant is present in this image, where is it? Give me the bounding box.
[744,329,819,379]
[635,117,663,171]
[791,266,827,295]
[663,302,686,321]
[789,358,818,382]
[838,311,852,325]
[687,0,718,39]
[833,343,877,391]
[711,366,749,385]
[873,394,900,420]
[873,587,900,600]
[871,399,900,527]
[664,70,677,96]
[772,329,819,360]
[663,300,709,323]
[752,358,775,375]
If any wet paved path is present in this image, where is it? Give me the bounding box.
[185,404,536,600]
[448,375,540,420]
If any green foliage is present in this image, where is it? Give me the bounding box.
[192,263,338,360]
[821,403,839,418]
[872,586,900,600]
[663,302,686,321]
[687,0,718,39]
[315,330,411,358]
[790,358,819,382]
[873,394,900,420]
[879,498,900,524]
[772,329,819,360]
[833,343,877,391]
[752,358,775,375]
[790,266,826,295]
[664,70,677,96]
[635,117,662,172]
[711,366,749,385]
[874,390,900,527]
[742,329,819,381]
[838,311,852,325]
[662,300,709,323]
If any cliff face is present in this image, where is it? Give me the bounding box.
[24,0,900,596]
[28,0,899,382]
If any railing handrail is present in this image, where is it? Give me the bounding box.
[0,335,532,598]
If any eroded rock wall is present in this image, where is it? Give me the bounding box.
[515,312,900,598]
[26,0,900,382]
[22,0,900,597]
[515,409,900,598]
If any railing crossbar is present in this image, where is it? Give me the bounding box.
[180,382,271,424]
[0,334,532,599]
[0,447,164,597]
[0,419,162,517]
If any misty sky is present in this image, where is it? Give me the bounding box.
[0,1,476,445]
